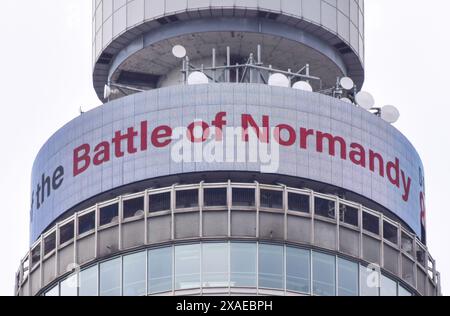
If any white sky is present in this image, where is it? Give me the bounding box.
[0,0,448,296]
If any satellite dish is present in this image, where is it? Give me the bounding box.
[187,71,209,85]
[340,97,353,104]
[355,91,375,110]
[292,81,313,92]
[381,105,400,123]
[340,77,354,90]
[172,45,187,59]
[103,84,119,99]
[268,73,290,88]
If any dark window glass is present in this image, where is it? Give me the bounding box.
[401,232,413,255]
[78,212,95,235]
[340,204,359,227]
[176,190,199,209]
[363,212,380,235]
[123,197,145,219]
[149,192,171,212]
[204,188,227,207]
[60,221,74,245]
[99,204,119,226]
[314,197,336,219]
[260,190,283,209]
[44,232,56,256]
[383,221,398,245]
[232,188,255,207]
[31,245,41,266]
[288,193,310,213]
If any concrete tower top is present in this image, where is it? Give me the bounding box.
[93,0,365,101]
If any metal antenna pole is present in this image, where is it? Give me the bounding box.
[226,46,231,83]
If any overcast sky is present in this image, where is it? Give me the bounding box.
[0,0,448,296]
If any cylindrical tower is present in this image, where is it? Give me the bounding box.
[15,0,441,297]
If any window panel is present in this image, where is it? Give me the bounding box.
[44,232,56,256]
[259,244,284,290]
[123,252,146,296]
[260,190,283,209]
[78,212,95,235]
[202,243,229,287]
[175,244,201,290]
[313,252,336,296]
[314,197,336,219]
[360,265,380,296]
[100,258,121,296]
[230,243,257,287]
[60,221,74,244]
[232,188,255,207]
[286,247,310,294]
[149,192,171,212]
[204,188,227,207]
[123,197,145,219]
[99,204,119,226]
[338,258,358,296]
[45,284,59,296]
[383,221,398,245]
[176,190,199,209]
[380,274,397,296]
[60,274,78,296]
[148,247,173,294]
[288,193,310,213]
[339,204,359,227]
[363,212,379,235]
[79,265,98,296]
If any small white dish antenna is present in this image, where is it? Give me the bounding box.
[340,77,354,90]
[103,84,119,99]
[268,73,290,88]
[340,97,353,104]
[381,105,400,123]
[355,91,375,110]
[292,81,313,92]
[187,71,209,85]
[172,45,187,59]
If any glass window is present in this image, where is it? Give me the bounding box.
[99,204,119,226]
[79,265,98,296]
[230,243,257,287]
[123,252,146,296]
[314,197,336,219]
[286,247,310,294]
[288,193,310,213]
[339,204,359,227]
[149,192,171,212]
[338,258,358,296]
[383,221,398,245]
[232,188,255,207]
[313,252,336,296]
[363,212,379,235]
[398,285,413,296]
[176,190,199,209]
[175,244,200,290]
[123,197,144,219]
[100,258,121,296]
[60,221,74,245]
[360,265,380,296]
[202,243,229,287]
[60,274,78,296]
[401,232,413,256]
[31,245,41,266]
[148,247,173,294]
[78,212,95,235]
[259,244,284,290]
[45,284,59,296]
[204,188,227,207]
[260,190,283,209]
[380,274,397,296]
[44,232,56,256]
